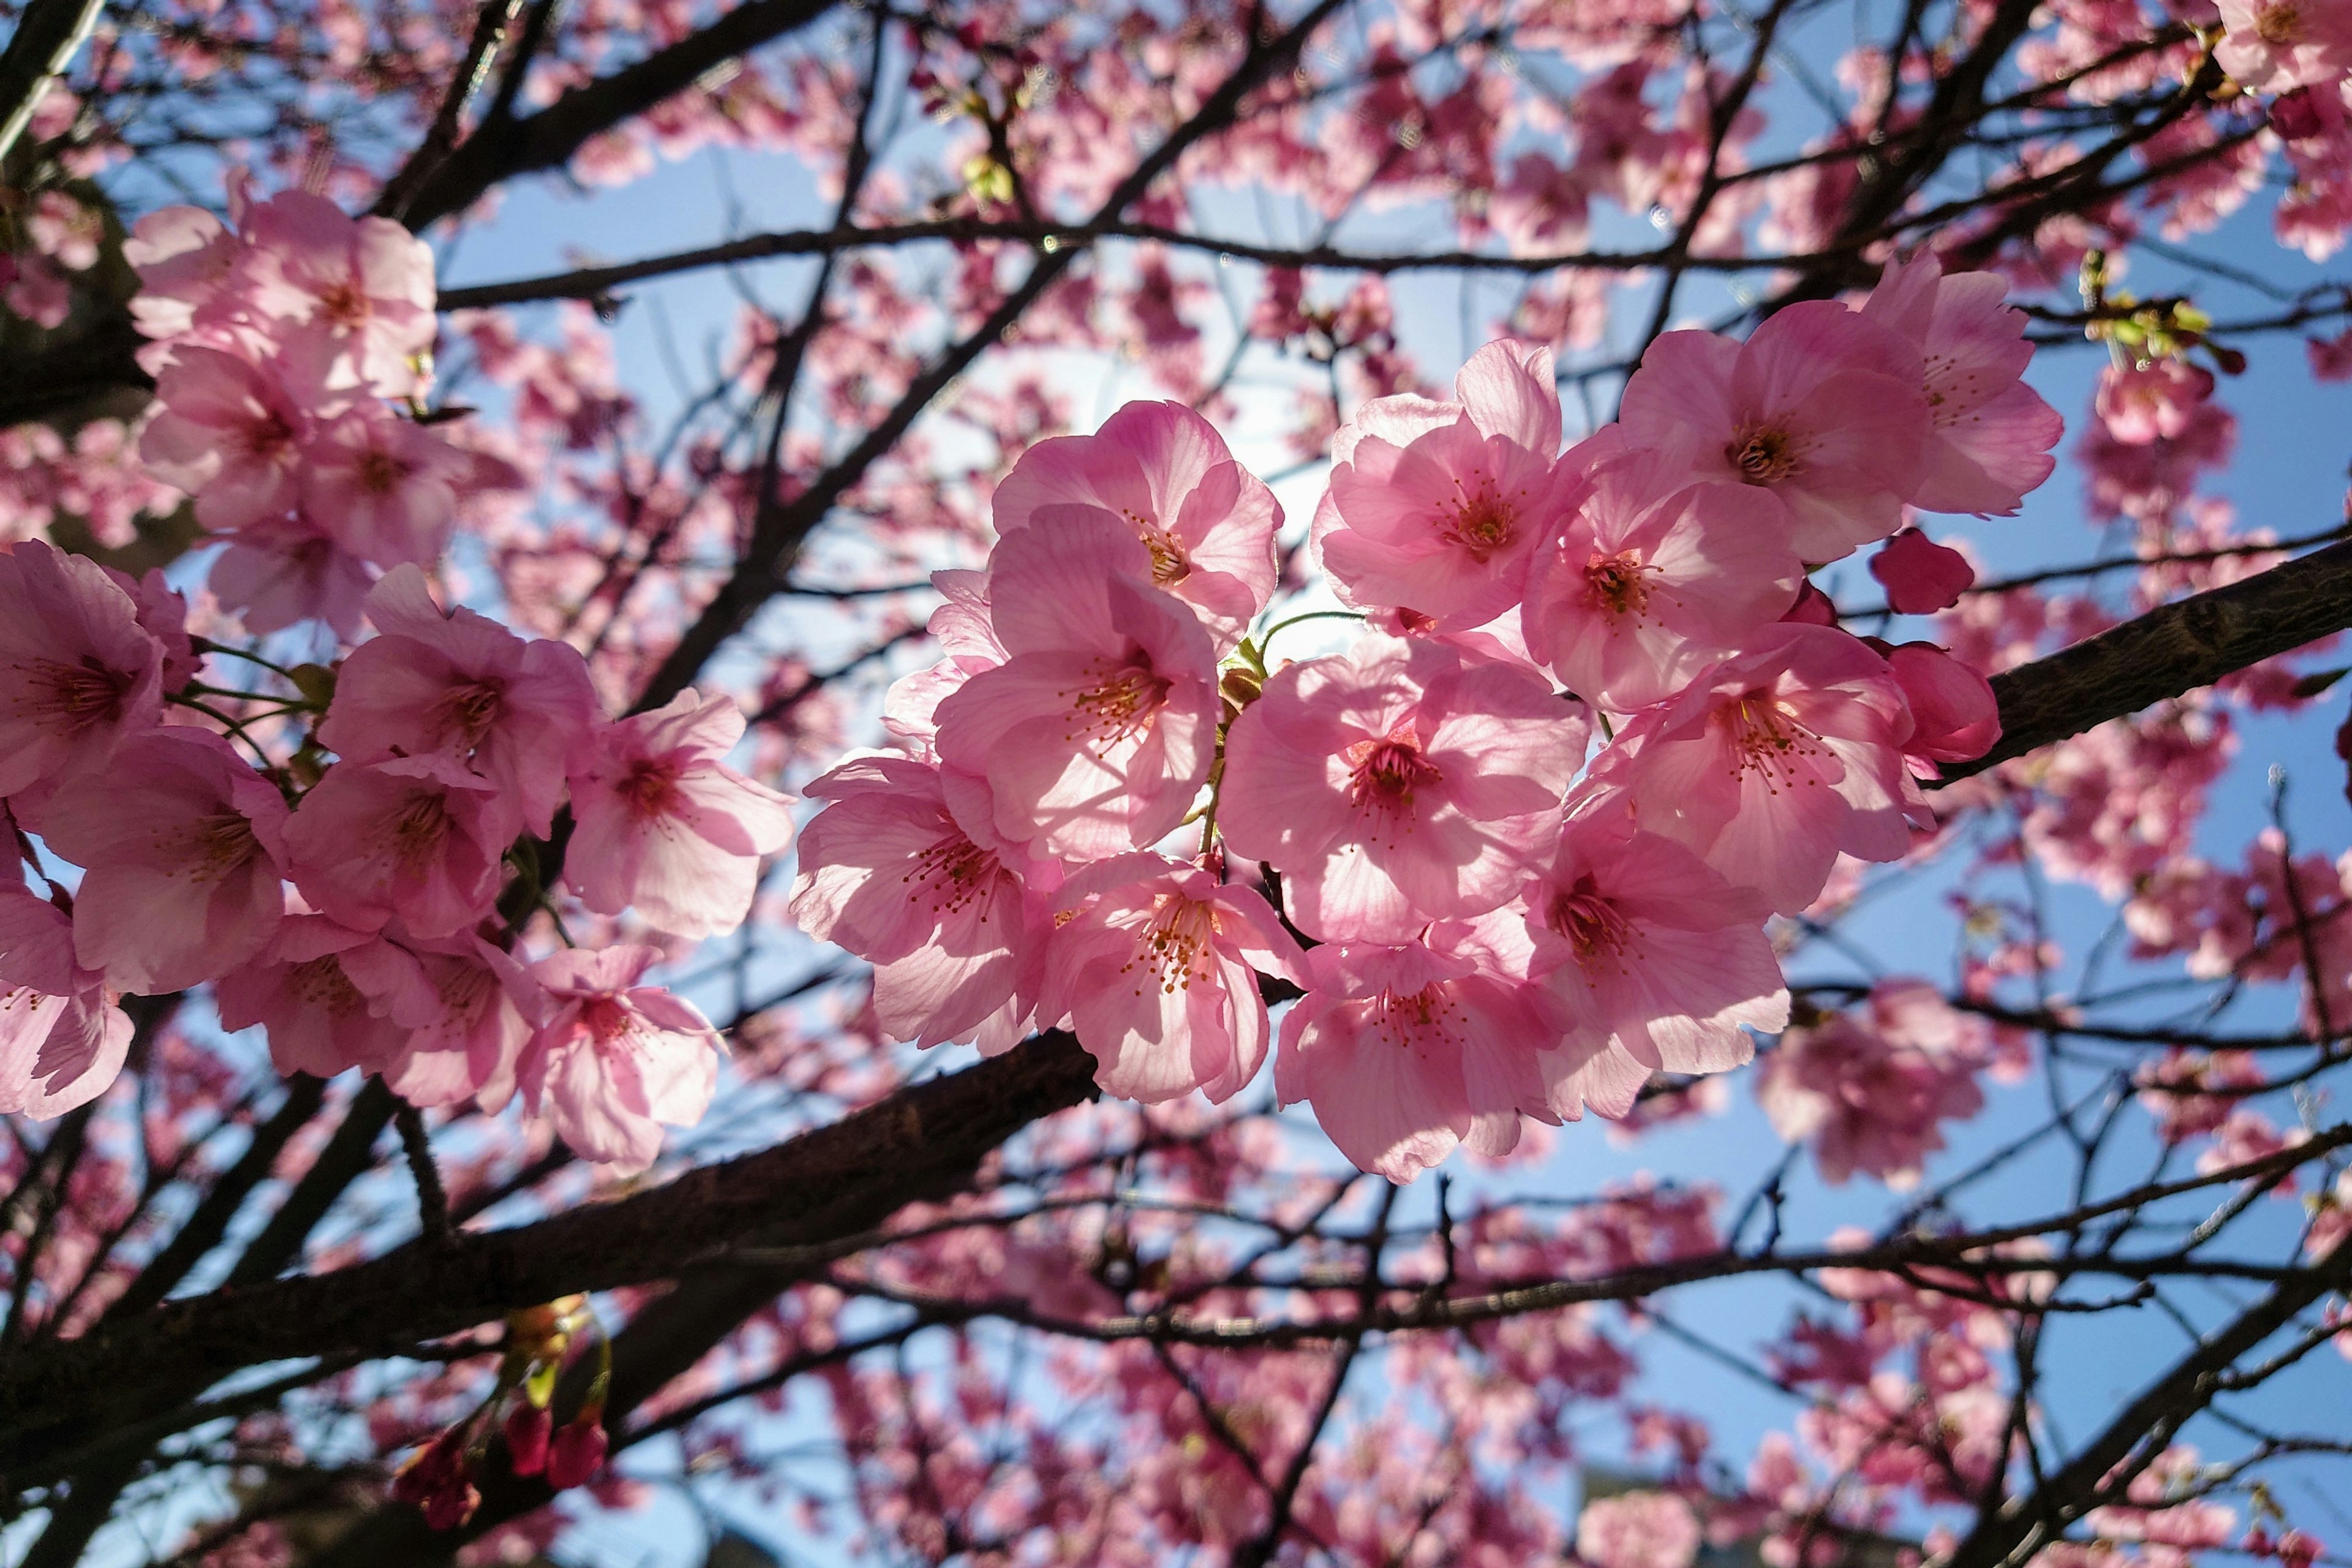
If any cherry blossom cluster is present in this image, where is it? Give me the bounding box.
[793,252,2062,1182]
[0,191,797,1175]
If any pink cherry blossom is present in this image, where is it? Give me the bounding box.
[105,564,202,691]
[882,569,1005,756]
[1314,340,1586,628]
[214,913,417,1080]
[519,945,721,1174]
[990,400,1281,652]
[788,752,1053,1054]
[1577,1491,1700,1568]
[34,727,292,994]
[318,566,600,839]
[0,886,134,1119]
[138,347,315,531]
[1039,854,1305,1103]
[932,513,1218,861]
[2094,359,2215,445]
[1520,447,1801,710]
[298,403,469,569]
[1273,926,1563,1182]
[208,513,377,638]
[0,540,165,799]
[344,932,538,1112]
[565,690,794,938]
[1878,641,2001,771]
[1755,980,1989,1187]
[1619,301,1929,562]
[238,190,438,396]
[1869,527,1975,614]
[2216,0,2352,93]
[1860,252,2063,516]
[1602,623,1917,914]
[1517,801,1787,1119]
[122,203,242,341]
[1219,633,1588,943]
[284,755,510,939]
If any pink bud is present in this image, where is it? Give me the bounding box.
[545,1415,608,1490]
[1869,529,1973,615]
[421,1478,481,1531]
[504,1400,552,1476]
[390,1430,467,1507]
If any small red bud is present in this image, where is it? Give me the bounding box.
[545,1415,608,1490]
[504,1399,552,1476]
[390,1430,467,1506]
[421,1478,481,1531]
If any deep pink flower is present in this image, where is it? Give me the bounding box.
[565,690,794,938]
[138,347,314,531]
[1219,634,1588,943]
[991,400,1281,652]
[318,566,600,839]
[1314,340,1586,628]
[104,564,201,691]
[0,887,133,1119]
[1861,252,2063,516]
[544,1415,608,1489]
[1878,641,2001,771]
[0,540,164,799]
[2216,0,2352,92]
[932,513,1218,861]
[209,513,375,639]
[284,755,510,939]
[1602,624,1917,914]
[1755,979,1989,1187]
[214,913,416,1080]
[238,190,437,396]
[519,945,721,1174]
[298,403,469,569]
[1520,447,1801,710]
[1273,925,1564,1182]
[344,932,538,1112]
[1619,302,1929,562]
[1517,801,1787,1118]
[788,752,1052,1053]
[1869,527,1974,614]
[35,727,291,994]
[1039,853,1305,1103]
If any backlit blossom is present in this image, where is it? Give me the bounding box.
[345,932,538,1112]
[298,402,469,569]
[1603,624,1917,914]
[565,690,794,938]
[0,887,134,1119]
[933,513,1218,861]
[36,728,292,993]
[1861,252,2063,516]
[1040,854,1305,1102]
[209,513,376,638]
[1878,641,2001,772]
[991,400,1281,652]
[1619,301,1929,562]
[1314,340,1585,628]
[520,945,721,1174]
[1869,527,1974,614]
[138,347,314,531]
[284,755,510,939]
[0,540,165,799]
[1219,633,1588,943]
[1756,979,1990,1186]
[2216,0,2352,93]
[788,752,1052,1053]
[1273,924,1564,1182]
[238,190,438,396]
[318,566,599,839]
[1520,447,1801,710]
[214,913,417,1080]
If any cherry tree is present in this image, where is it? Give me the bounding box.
[2,0,2352,1562]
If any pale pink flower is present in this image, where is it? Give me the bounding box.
[138,348,314,531]
[1755,979,1988,1187]
[122,203,242,341]
[214,913,416,1080]
[1603,624,1917,914]
[2094,359,2214,445]
[1869,527,1974,614]
[1273,925,1563,1182]
[2217,0,2352,92]
[519,945,721,1174]
[1520,447,1801,710]
[1619,303,1929,562]
[565,690,794,938]
[344,932,538,1112]
[0,887,133,1119]
[1219,634,1588,943]
[1517,801,1787,1119]
[1878,641,2000,771]
[35,728,291,994]
[208,513,375,638]
[881,569,1004,755]
[1861,252,2063,516]
[284,755,510,939]
[0,540,165,799]
[932,513,1218,861]
[1314,340,1585,628]
[1577,1491,1701,1568]
[238,190,437,396]
[318,566,600,839]
[298,403,468,569]
[991,401,1281,652]
[1039,853,1305,1103]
